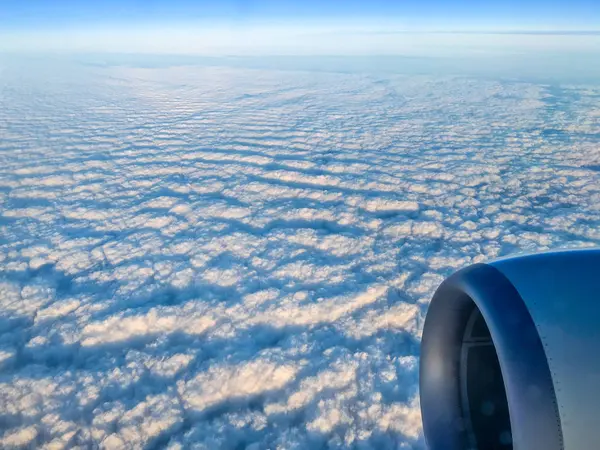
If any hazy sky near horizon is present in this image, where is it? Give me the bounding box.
[2,0,600,55]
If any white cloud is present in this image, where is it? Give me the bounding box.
[179,358,300,413]
[0,56,598,448]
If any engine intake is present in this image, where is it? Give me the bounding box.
[420,249,600,450]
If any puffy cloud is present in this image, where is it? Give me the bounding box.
[0,57,598,449]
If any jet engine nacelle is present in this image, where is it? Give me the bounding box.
[420,248,600,450]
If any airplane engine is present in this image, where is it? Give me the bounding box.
[419,248,600,450]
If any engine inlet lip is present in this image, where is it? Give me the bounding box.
[419,263,563,450]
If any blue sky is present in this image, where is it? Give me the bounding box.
[1,0,600,55]
[3,0,600,30]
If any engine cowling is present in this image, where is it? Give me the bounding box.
[420,248,600,450]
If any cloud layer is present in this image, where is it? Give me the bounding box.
[0,58,599,449]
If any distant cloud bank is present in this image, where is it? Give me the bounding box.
[2,23,600,57]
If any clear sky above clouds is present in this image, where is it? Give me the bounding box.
[1,0,600,54]
[3,0,600,29]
